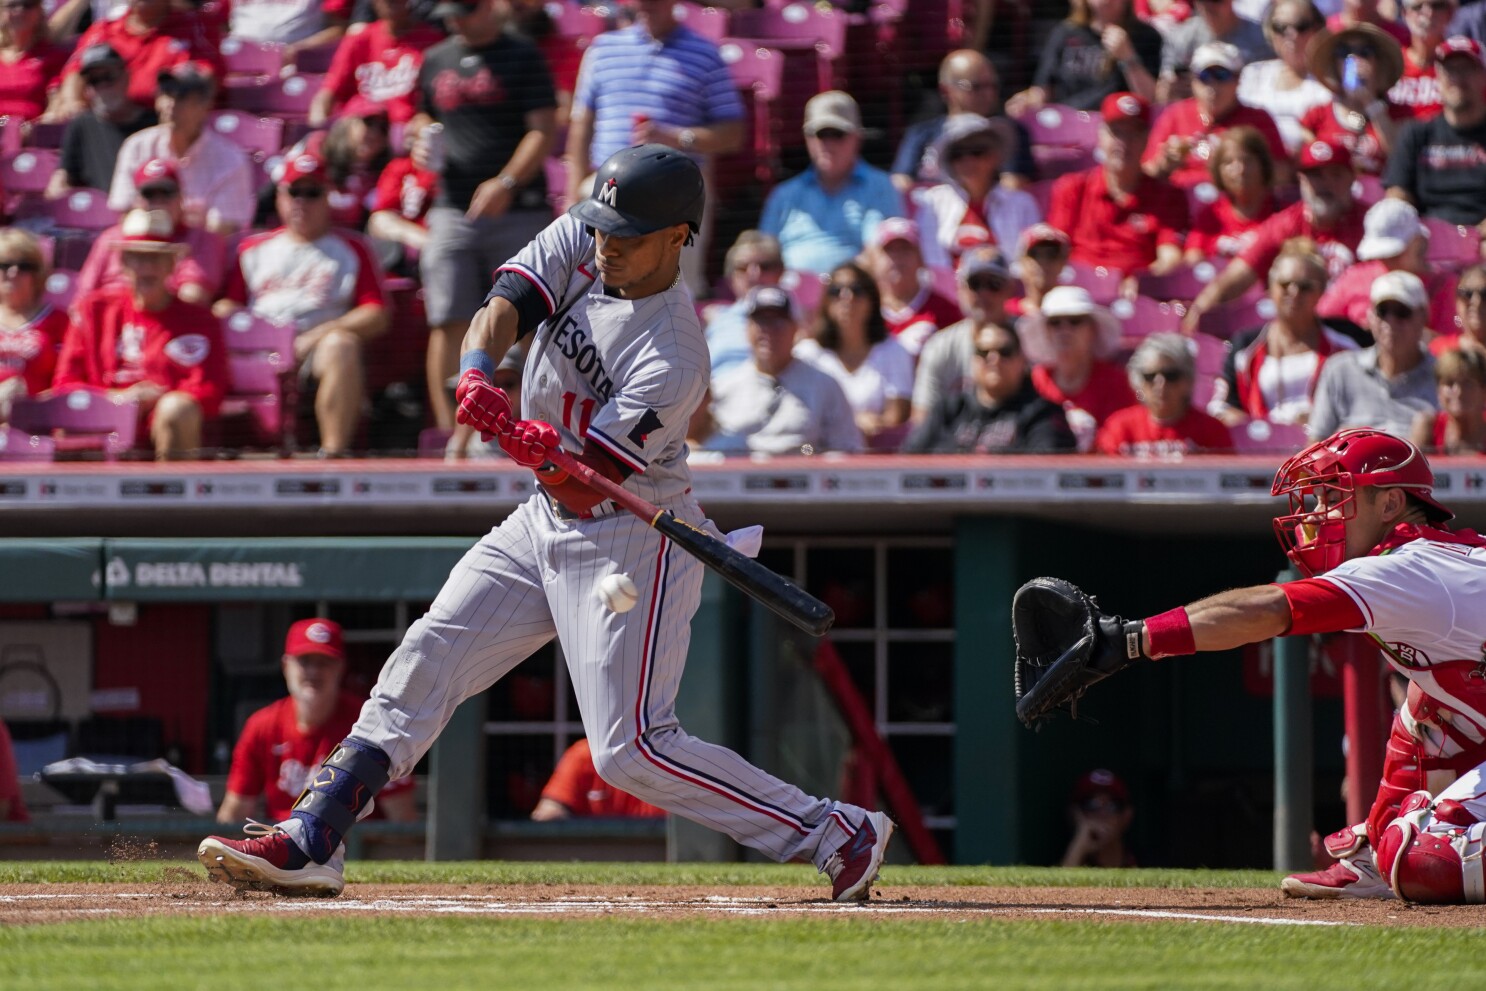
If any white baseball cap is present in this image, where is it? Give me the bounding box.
[1020,286,1123,363]
[1370,270,1429,312]
[1357,199,1427,261]
[1192,41,1243,74]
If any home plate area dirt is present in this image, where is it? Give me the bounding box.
[3,877,1485,927]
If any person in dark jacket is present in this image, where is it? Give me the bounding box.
[904,320,1076,453]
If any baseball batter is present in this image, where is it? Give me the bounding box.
[198,145,895,901]
[1013,427,1486,903]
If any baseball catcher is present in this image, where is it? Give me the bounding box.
[1013,428,1486,905]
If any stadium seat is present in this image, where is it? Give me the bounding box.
[1014,104,1101,149]
[35,189,118,232]
[42,269,79,312]
[0,425,55,462]
[10,390,139,458]
[1188,332,1228,410]
[1423,217,1481,270]
[1058,261,1123,304]
[672,2,729,42]
[1110,295,1181,344]
[730,3,846,91]
[1229,418,1309,454]
[1197,293,1274,339]
[217,310,297,453]
[718,41,784,182]
[0,148,58,194]
[293,42,339,74]
[50,232,96,272]
[1352,174,1385,207]
[23,121,66,149]
[219,36,284,79]
[1136,261,1217,303]
[210,111,286,159]
[221,74,323,117]
[779,268,824,315]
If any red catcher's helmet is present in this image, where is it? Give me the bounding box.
[1271,428,1453,577]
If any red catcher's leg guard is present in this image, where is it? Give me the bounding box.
[1323,823,1367,859]
[1376,791,1486,904]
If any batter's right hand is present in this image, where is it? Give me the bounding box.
[454,370,513,441]
[499,418,561,468]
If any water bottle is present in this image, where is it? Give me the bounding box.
[1342,55,1360,95]
[423,122,445,174]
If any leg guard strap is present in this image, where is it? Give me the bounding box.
[291,742,391,837]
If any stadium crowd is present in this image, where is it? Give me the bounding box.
[0,0,1483,459]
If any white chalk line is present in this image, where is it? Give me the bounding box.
[0,892,1356,926]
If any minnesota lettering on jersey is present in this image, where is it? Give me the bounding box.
[549,313,614,401]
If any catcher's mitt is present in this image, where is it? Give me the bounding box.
[1012,577,1147,729]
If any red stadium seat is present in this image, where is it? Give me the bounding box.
[23,121,66,149]
[1136,261,1217,303]
[1188,331,1228,410]
[220,36,284,79]
[1229,418,1309,454]
[1014,104,1101,149]
[293,42,339,75]
[222,74,323,117]
[729,3,846,145]
[717,41,784,182]
[1352,174,1385,208]
[672,2,729,42]
[1196,293,1274,339]
[0,425,56,462]
[42,269,79,312]
[0,148,58,194]
[1110,295,1181,344]
[1423,217,1482,271]
[35,188,119,232]
[1057,261,1123,305]
[216,310,297,453]
[10,389,139,458]
[779,268,824,315]
[210,111,287,159]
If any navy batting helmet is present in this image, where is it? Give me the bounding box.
[568,144,704,239]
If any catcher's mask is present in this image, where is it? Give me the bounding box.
[1271,428,1452,577]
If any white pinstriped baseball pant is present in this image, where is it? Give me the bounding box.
[346,493,865,868]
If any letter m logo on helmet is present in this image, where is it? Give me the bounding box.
[597,178,618,207]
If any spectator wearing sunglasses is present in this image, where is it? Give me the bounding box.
[1384,36,1486,228]
[1317,198,1456,333]
[216,153,391,457]
[1327,0,1412,48]
[1157,0,1272,104]
[1060,769,1136,868]
[1010,223,1072,318]
[76,159,225,307]
[107,62,255,235]
[1410,346,1486,453]
[1097,333,1234,456]
[1308,270,1439,439]
[1236,0,1331,153]
[0,227,66,422]
[1430,262,1486,357]
[912,245,1021,423]
[1391,0,1456,118]
[701,230,786,378]
[1145,42,1290,190]
[1019,285,1136,450]
[796,262,915,445]
[45,44,157,201]
[1208,237,1361,427]
[0,0,66,123]
[1185,126,1279,263]
[913,113,1041,276]
[867,218,962,357]
[1047,93,1188,277]
[1299,24,1409,176]
[902,317,1075,454]
[53,0,208,118]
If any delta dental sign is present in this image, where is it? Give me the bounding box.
[106,557,305,590]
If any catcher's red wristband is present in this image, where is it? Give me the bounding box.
[1143,607,1194,659]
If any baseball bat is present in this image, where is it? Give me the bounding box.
[545,449,835,636]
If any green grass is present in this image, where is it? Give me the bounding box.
[4,862,1483,991]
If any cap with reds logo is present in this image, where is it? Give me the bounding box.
[284,618,346,661]
[1100,92,1150,125]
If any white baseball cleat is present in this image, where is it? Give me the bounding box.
[197,821,345,898]
[1281,852,1395,900]
[824,811,896,902]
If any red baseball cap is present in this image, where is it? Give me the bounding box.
[1071,768,1130,806]
[279,151,328,187]
[1100,92,1150,126]
[284,618,345,661]
[133,158,180,192]
[1296,138,1353,172]
[1435,36,1484,64]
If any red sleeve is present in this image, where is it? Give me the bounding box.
[344,234,389,310]
[1094,406,1135,454]
[1191,410,1234,451]
[1238,211,1290,276]
[1142,108,1174,169]
[540,740,595,813]
[1187,203,1219,257]
[323,0,352,17]
[321,28,362,102]
[179,306,227,418]
[370,158,410,213]
[1154,185,1189,248]
[1045,172,1081,238]
[52,293,103,390]
[1280,578,1367,635]
[60,22,106,78]
[184,231,225,297]
[225,708,271,798]
[1298,103,1326,138]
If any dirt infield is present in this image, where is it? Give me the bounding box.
[2,877,1483,928]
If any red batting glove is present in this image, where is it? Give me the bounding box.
[454,370,513,441]
[499,418,561,468]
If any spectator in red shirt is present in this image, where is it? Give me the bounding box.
[1300,24,1409,176]
[367,117,440,275]
[0,0,65,122]
[309,0,443,127]
[531,738,665,820]
[0,717,28,823]
[321,111,393,231]
[1431,262,1486,356]
[1185,137,1366,331]
[54,208,227,459]
[76,159,225,307]
[1010,223,1072,317]
[0,227,67,421]
[1144,42,1291,190]
[54,0,200,117]
[1020,284,1136,449]
[217,618,416,826]
[1184,125,1279,264]
[1328,0,1412,48]
[217,152,390,457]
[1318,198,1455,333]
[1410,346,1486,453]
[1047,92,1189,278]
[866,217,962,357]
[1097,332,1235,456]
[1391,0,1454,118]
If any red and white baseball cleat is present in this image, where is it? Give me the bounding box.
[824,811,896,902]
[197,821,345,898]
[1281,852,1394,900]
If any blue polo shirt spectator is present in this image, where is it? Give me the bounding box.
[759,91,903,275]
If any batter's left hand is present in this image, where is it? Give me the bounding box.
[499,418,561,468]
[454,370,514,440]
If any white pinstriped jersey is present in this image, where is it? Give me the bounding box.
[497,215,708,503]
[1321,535,1486,754]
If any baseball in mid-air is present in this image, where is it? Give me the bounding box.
[598,573,639,613]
